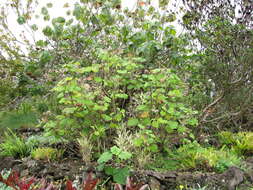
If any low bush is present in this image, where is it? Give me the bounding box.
[0,130,33,158]
[44,52,198,166]
[31,147,64,161]
[218,131,253,156]
[153,141,241,172]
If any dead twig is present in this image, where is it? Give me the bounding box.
[201,92,224,123]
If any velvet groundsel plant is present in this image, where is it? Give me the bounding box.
[0,170,36,190]
[0,170,99,190]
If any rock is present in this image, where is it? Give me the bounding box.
[26,159,37,168]
[41,168,49,175]
[149,177,161,190]
[20,169,29,177]
[53,173,65,181]
[245,157,253,183]
[0,157,16,170]
[223,167,244,190]
[246,169,253,182]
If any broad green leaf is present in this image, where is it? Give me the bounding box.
[114,113,122,122]
[167,121,179,129]
[178,126,187,133]
[113,167,130,185]
[103,96,111,103]
[93,105,107,111]
[80,67,92,73]
[149,144,158,152]
[117,70,127,74]
[141,118,151,125]
[98,151,113,164]
[118,151,132,160]
[94,77,103,83]
[152,120,159,128]
[136,105,148,111]
[187,118,198,126]
[168,106,175,114]
[104,166,115,175]
[132,57,146,63]
[57,92,64,99]
[138,124,145,129]
[64,77,73,81]
[170,28,177,36]
[42,26,53,36]
[52,17,65,24]
[160,110,166,116]
[110,146,121,155]
[58,98,69,104]
[81,99,93,106]
[157,118,169,124]
[133,138,143,147]
[115,93,128,99]
[62,107,77,114]
[102,114,112,121]
[127,118,139,126]
[168,89,182,97]
[91,64,100,72]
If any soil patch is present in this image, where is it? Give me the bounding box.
[1,156,253,189]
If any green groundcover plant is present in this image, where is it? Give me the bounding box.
[0,130,33,158]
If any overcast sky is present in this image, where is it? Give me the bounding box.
[4,0,183,48]
[4,0,242,45]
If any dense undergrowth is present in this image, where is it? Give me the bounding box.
[0,0,253,189]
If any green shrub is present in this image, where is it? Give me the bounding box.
[45,53,198,154]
